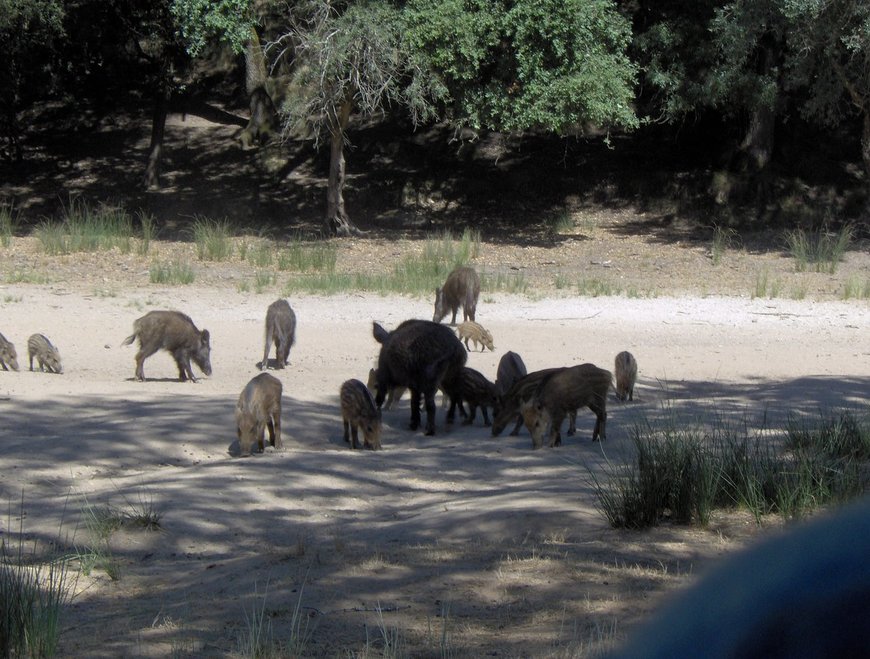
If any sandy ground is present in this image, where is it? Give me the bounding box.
[0,285,868,657]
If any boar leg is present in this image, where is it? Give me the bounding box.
[409,389,422,431]
[350,424,360,449]
[589,402,607,442]
[272,406,283,449]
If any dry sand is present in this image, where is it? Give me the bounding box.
[0,285,867,656]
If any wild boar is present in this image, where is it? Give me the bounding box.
[122,310,212,382]
[491,367,570,437]
[236,373,283,457]
[433,266,480,325]
[456,321,494,352]
[442,366,499,426]
[27,334,63,374]
[340,378,383,450]
[494,351,527,397]
[0,332,19,371]
[261,299,296,370]
[614,350,638,402]
[372,319,467,435]
[521,363,612,448]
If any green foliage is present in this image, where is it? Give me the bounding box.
[405,0,638,133]
[0,0,65,157]
[276,0,444,145]
[170,0,254,56]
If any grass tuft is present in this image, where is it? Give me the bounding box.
[784,224,853,274]
[590,407,869,529]
[0,507,72,658]
[150,261,195,285]
[35,199,134,255]
[192,216,233,261]
[0,202,18,247]
[711,224,738,265]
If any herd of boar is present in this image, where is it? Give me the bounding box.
[0,266,638,456]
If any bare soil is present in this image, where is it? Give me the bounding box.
[0,109,868,657]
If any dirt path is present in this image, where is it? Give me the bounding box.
[0,283,867,657]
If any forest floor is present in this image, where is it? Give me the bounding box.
[0,106,868,657]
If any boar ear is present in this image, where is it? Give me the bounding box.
[201,329,210,344]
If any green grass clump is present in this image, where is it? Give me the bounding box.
[236,582,314,658]
[0,202,17,247]
[192,216,233,261]
[247,243,274,268]
[710,225,738,265]
[277,237,338,273]
[6,270,51,284]
[36,199,134,255]
[150,261,195,285]
[547,210,575,235]
[590,408,868,529]
[787,410,870,461]
[842,276,870,300]
[785,224,853,274]
[137,211,156,256]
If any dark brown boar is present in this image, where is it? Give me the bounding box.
[340,378,382,450]
[261,299,296,370]
[433,266,480,325]
[367,367,405,410]
[495,351,527,396]
[0,332,19,371]
[122,310,212,382]
[27,334,62,374]
[614,350,638,402]
[491,367,569,437]
[521,363,612,448]
[372,319,467,435]
[236,372,283,456]
[442,367,498,426]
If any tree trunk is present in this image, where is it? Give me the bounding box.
[144,74,171,190]
[239,27,277,149]
[862,112,870,219]
[325,98,364,236]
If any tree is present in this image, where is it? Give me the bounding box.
[405,0,638,134]
[0,0,64,161]
[271,0,443,236]
[781,0,870,206]
[171,0,278,148]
